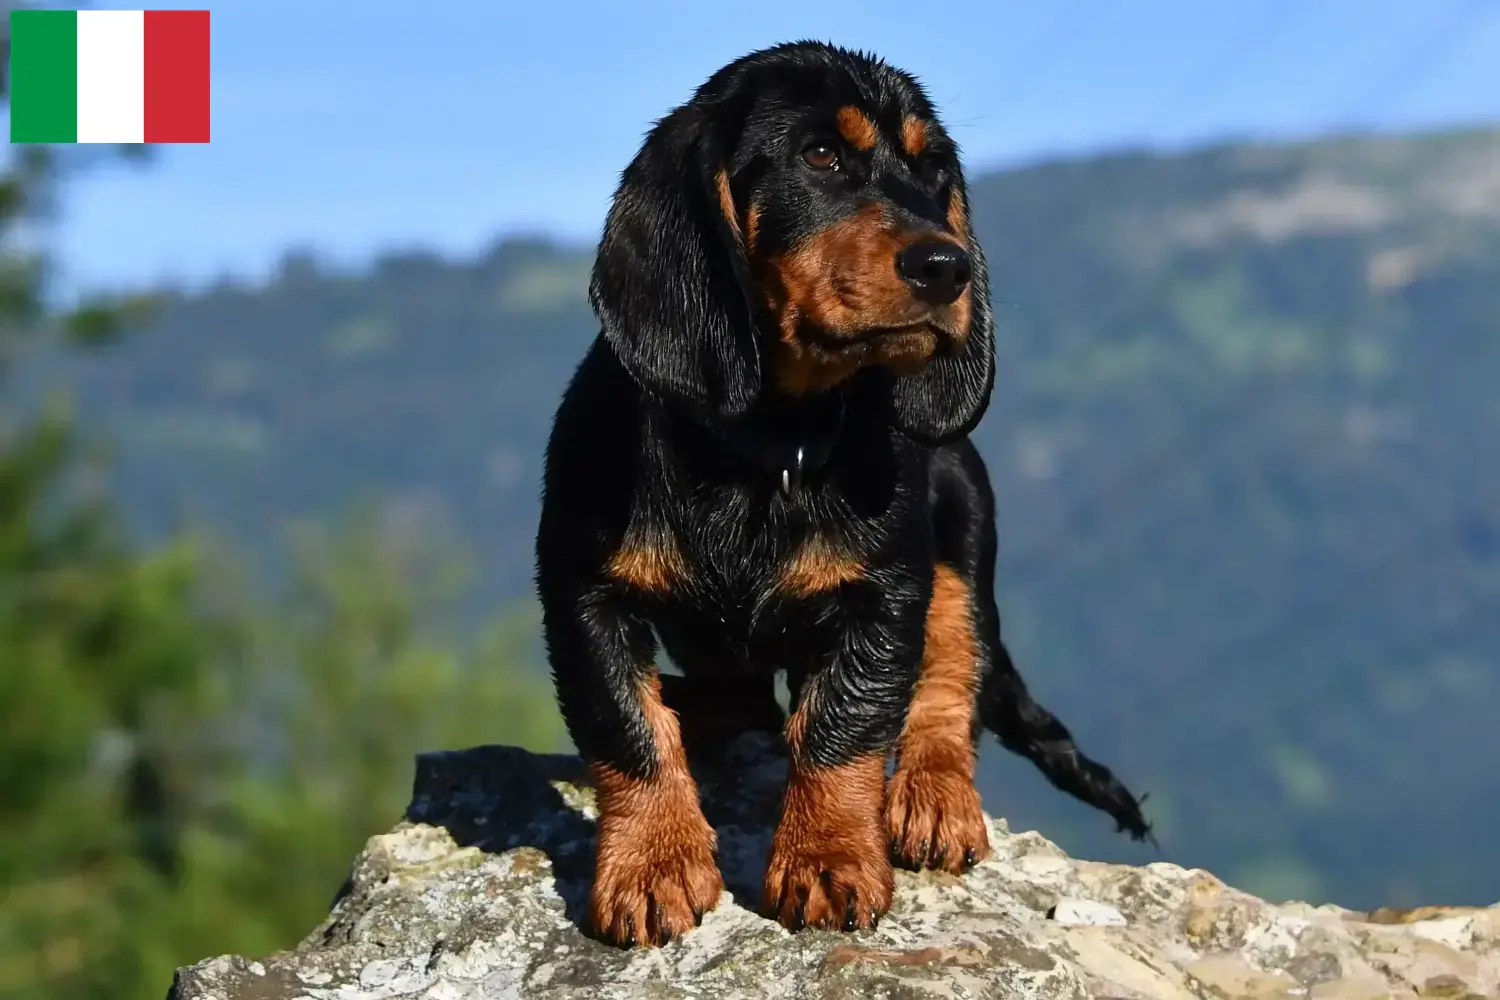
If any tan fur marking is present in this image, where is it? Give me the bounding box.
[902,564,980,771]
[590,673,723,946]
[946,188,970,241]
[901,116,927,157]
[606,535,686,593]
[764,699,892,930]
[836,105,879,152]
[944,191,975,338]
[779,535,864,596]
[745,202,761,254]
[715,167,742,242]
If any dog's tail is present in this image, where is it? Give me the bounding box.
[977,641,1155,845]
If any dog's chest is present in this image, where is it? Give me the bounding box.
[676,497,798,608]
[651,493,851,671]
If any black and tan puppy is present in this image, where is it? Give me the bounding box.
[535,40,1150,948]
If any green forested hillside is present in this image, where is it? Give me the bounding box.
[0,138,564,998]
[26,126,1500,910]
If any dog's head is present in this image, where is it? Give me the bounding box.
[590,41,994,445]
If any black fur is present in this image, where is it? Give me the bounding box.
[537,40,1150,870]
[590,100,761,423]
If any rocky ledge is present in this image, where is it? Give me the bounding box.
[168,734,1499,999]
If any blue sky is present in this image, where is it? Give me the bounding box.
[27,0,1500,299]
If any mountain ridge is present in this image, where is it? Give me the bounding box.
[29,123,1500,909]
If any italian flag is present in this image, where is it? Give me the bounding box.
[9,9,210,144]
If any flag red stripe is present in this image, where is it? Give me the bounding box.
[143,10,210,143]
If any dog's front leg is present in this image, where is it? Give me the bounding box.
[763,582,925,932]
[543,587,723,947]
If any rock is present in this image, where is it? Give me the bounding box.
[1051,898,1129,927]
[167,733,1500,1000]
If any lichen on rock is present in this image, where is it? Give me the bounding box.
[166,734,1500,999]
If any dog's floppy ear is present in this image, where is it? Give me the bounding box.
[890,183,996,444]
[589,105,760,421]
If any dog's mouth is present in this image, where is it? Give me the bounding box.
[797,320,958,355]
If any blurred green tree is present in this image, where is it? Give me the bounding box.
[0,18,562,998]
[181,510,561,962]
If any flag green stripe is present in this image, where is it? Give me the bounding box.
[10,10,79,143]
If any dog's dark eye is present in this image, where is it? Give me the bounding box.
[801,144,841,171]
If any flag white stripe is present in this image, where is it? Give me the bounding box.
[76,10,146,144]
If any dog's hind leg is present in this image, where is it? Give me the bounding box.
[885,558,993,872]
[913,439,1153,849]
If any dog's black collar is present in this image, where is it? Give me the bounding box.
[649,388,842,496]
[649,387,849,496]
[712,397,845,495]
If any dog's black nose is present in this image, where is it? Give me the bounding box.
[896,241,971,305]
